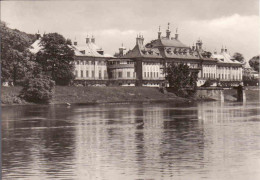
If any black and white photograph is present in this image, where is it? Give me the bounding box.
[1,0,260,179]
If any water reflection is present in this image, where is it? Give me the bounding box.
[2,101,260,180]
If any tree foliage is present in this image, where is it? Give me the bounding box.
[20,74,55,103]
[0,21,36,84]
[36,33,75,85]
[249,55,259,72]
[233,52,245,63]
[166,63,198,92]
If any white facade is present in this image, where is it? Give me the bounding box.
[142,62,164,80]
[74,60,108,80]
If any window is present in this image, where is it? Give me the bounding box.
[75,70,78,77]
[81,70,83,77]
[127,72,130,78]
[86,70,89,77]
[150,72,152,78]
[144,72,146,78]
[157,72,159,77]
[92,61,95,65]
[104,70,107,78]
[133,72,135,78]
[92,71,94,78]
[99,70,102,79]
[118,72,122,78]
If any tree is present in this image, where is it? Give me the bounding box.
[166,63,198,92]
[0,21,36,84]
[35,33,75,85]
[249,55,259,72]
[20,74,55,103]
[233,52,245,63]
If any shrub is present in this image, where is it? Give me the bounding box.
[201,79,213,87]
[20,74,55,103]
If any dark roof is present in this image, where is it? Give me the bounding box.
[152,38,188,48]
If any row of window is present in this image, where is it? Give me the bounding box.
[75,70,107,78]
[112,71,135,78]
[203,72,241,80]
[108,61,134,65]
[75,61,106,65]
[143,72,159,78]
[218,66,240,70]
[143,62,161,65]
[203,73,216,79]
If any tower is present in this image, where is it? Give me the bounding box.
[158,26,162,39]
[175,28,179,40]
[166,23,171,39]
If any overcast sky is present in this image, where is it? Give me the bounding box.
[1,0,259,60]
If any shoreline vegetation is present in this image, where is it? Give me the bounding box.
[1,86,259,106]
[1,86,187,106]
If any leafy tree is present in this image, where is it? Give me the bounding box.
[233,52,245,63]
[0,21,36,84]
[20,74,55,103]
[36,33,75,85]
[249,55,259,72]
[166,63,198,92]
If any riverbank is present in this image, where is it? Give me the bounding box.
[1,86,187,105]
[2,86,259,106]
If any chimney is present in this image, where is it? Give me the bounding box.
[196,39,202,50]
[141,35,144,45]
[224,46,227,52]
[86,36,90,43]
[136,34,143,45]
[158,26,161,39]
[175,28,179,40]
[74,41,77,46]
[36,30,41,40]
[91,36,95,43]
[119,43,126,57]
[192,44,196,51]
[166,23,171,39]
[221,46,224,53]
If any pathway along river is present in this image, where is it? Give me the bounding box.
[2,101,260,180]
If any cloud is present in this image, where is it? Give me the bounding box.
[180,14,259,60]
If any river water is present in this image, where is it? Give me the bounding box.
[2,101,260,180]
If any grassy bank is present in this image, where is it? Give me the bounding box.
[1,86,186,105]
[2,86,259,105]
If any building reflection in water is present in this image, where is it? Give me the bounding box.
[2,101,260,180]
[2,105,76,179]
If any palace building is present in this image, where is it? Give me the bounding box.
[107,24,243,87]
[29,26,243,87]
[71,36,113,85]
